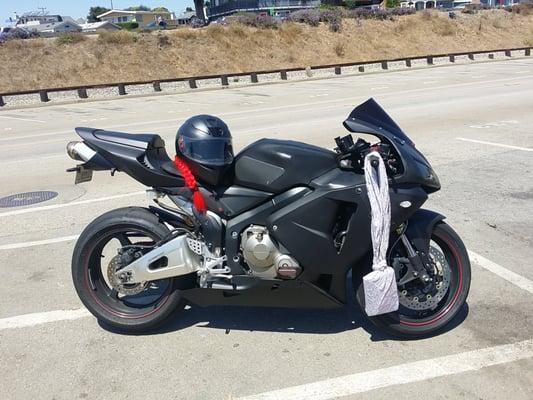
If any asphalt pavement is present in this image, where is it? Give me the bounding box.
[0,58,532,400]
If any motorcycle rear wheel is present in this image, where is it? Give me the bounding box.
[72,207,189,333]
[355,222,471,339]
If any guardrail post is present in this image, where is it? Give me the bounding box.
[449,55,455,63]
[77,88,88,99]
[426,56,433,65]
[118,84,127,96]
[39,90,50,102]
[280,70,288,80]
[334,66,341,75]
[0,96,5,107]
[525,49,531,56]
[381,61,388,70]
[153,81,161,92]
[221,75,229,86]
[405,59,412,67]
[468,53,475,60]
[488,53,494,59]
[189,79,197,89]
[251,73,258,83]
[358,66,365,73]
[505,50,511,57]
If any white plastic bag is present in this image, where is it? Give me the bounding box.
[362,151,399,317]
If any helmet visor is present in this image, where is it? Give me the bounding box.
[179,136,233,166]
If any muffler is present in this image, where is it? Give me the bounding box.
[66,141,113,171]
[67,141,96,162]
[114,235,201,284]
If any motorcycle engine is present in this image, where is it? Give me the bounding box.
[240,225,301,279]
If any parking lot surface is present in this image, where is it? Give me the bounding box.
[0,58,532,399]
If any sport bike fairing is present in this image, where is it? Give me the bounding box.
[344,98,440,193]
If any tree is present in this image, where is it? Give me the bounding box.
[126,5,151,11]
[386,0,400,6]
[193,0,206,22]
[152,7,170,12]
[87,6,110,22]
[185,6,194,11]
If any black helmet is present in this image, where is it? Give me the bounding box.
[176,115,233,166]
[176,115,234,185]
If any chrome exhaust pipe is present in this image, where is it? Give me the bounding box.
[67,141,97,162]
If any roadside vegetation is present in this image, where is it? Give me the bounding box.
[0,8,532,92]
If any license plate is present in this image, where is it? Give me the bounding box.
[75,166,93,184]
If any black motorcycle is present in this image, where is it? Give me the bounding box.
[67,98,470,338]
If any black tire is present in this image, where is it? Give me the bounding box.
[354,222,471,339]
[72,207,188,333]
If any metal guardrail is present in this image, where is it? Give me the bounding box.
[0,46,530,107]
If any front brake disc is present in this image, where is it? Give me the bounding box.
[398,246,451,311]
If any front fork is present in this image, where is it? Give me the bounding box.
[397,234,434,285]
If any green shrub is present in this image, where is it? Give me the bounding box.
[116,22,139,30]
[344,0,358,9]
[55,32,86,45]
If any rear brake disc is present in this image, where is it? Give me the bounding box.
[106,255,147,296]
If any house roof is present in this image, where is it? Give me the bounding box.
[18,20,81,32]
[80,21,120,30]
[97,9,171,19]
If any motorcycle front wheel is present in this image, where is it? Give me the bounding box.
[355,222,471,339]
[72,207,189,333]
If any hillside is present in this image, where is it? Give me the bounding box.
[0,10,532,93]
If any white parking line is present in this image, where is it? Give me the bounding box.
[0,191,145,218]
[0,235,79,251]
[469,251,533,294]
[457,137,533,152]
[238,339,533,400]
[0,309,90,330]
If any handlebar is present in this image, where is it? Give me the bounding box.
[334,134,399,174]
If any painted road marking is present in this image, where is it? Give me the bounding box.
[238,339,533,400]
[0,115,46,123]
[0,309,90,330]
[468,120,518,129]
[0,235,79,251]
[0,154,65,166]
[469,251,533,294]
[457,137,533,152]
[0,191,144,218]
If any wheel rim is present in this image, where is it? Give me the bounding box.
[392,231,464,327]
[83,227,173,319]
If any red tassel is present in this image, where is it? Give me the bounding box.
[173,156,207,213]
[192,190,207,213]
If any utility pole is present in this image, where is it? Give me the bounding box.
[110,0,114,9]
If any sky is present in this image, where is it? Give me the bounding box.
[1,1,193,21]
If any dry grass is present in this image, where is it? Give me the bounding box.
[0,10,532,92]
[97,30,137,44]
[334,42,346,57]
